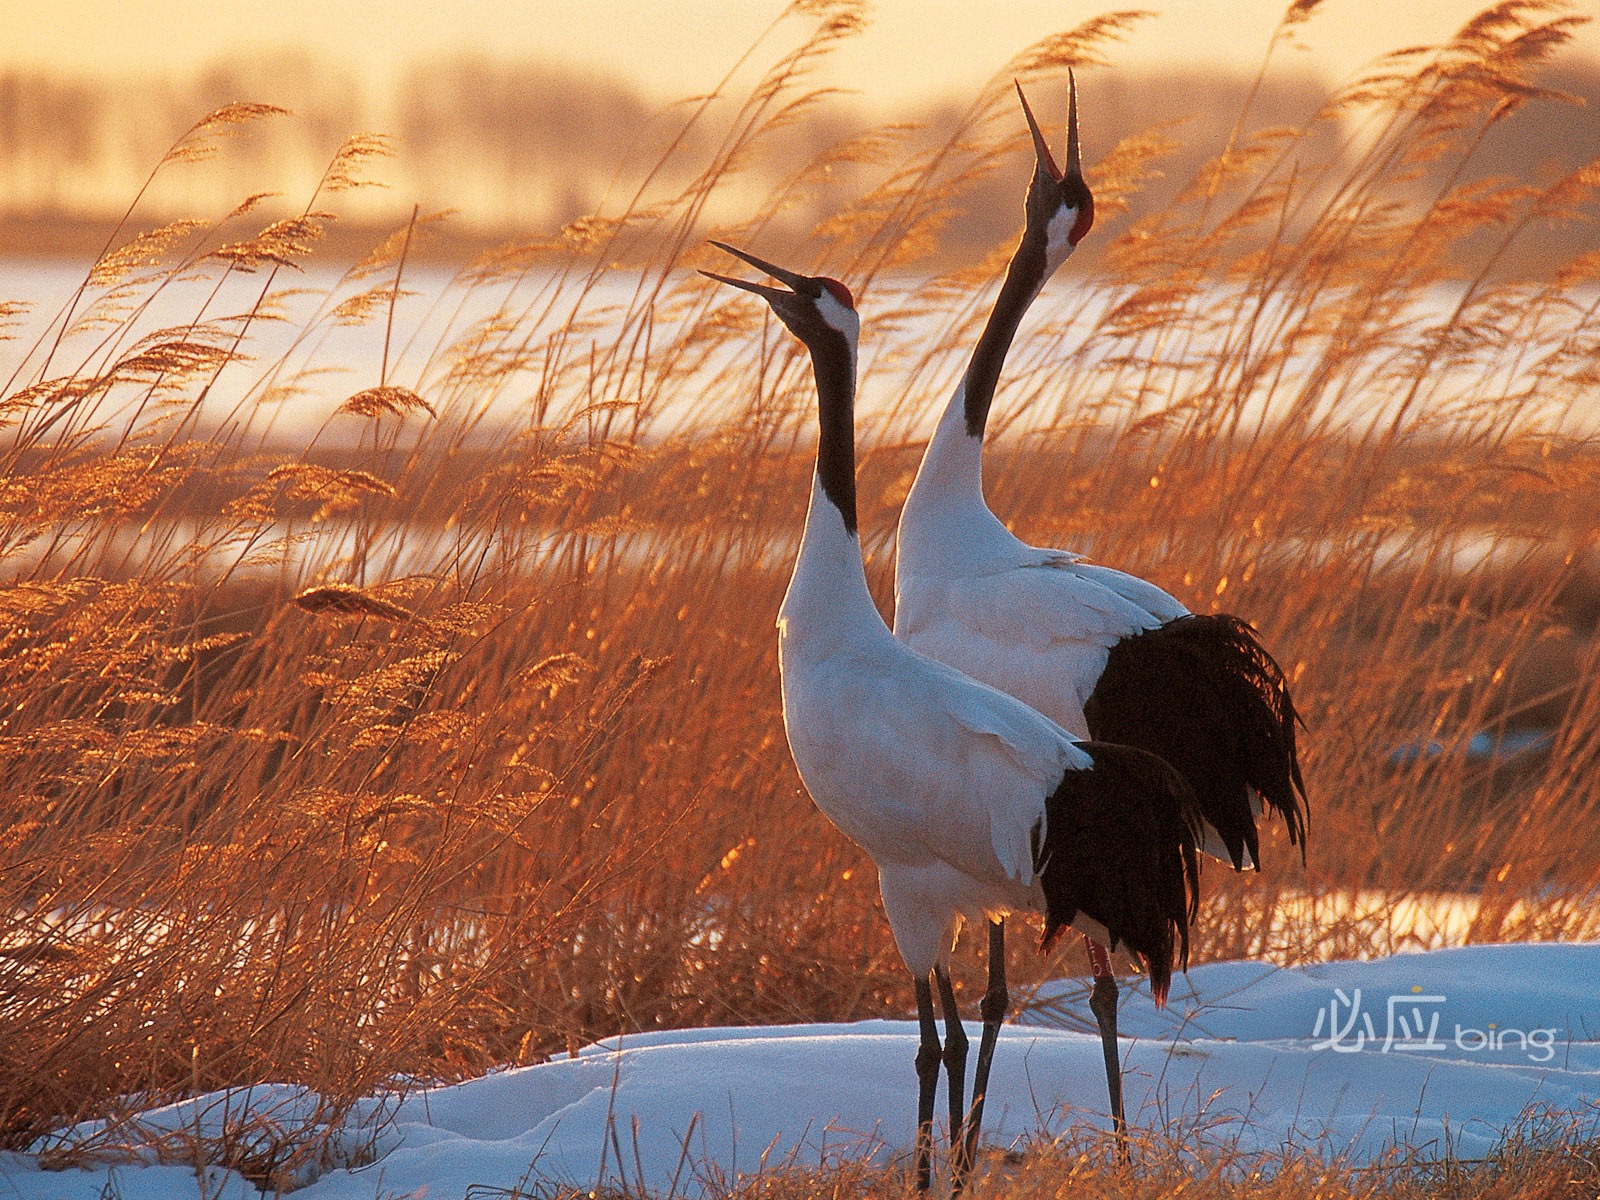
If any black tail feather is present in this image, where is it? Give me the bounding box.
[1084,613,1308,872]
[1036,743,1202,1005]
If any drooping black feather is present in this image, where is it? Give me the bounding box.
[1035,742,1202,1005]
[1084,613,1308,872]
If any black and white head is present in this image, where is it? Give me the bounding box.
[1016,72,1095,278]
[701,241,859,354]
[703,242,862,531]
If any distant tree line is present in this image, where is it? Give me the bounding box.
[0,54,1594,272]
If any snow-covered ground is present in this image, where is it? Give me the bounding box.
[4,944,1597,1199]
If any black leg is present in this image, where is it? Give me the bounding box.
[1084,936,1129,1165]
[934,967,968,1188]
[913,974,942,1192]
[957,919,1008,1191]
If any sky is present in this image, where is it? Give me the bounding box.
[2,2,1595,254]
[8,1,1599,111]
[7,944,1599,1198]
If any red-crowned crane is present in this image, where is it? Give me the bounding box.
[702,242,1201,1193]
[892,77,1309,1159]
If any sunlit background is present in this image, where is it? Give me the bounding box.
[4,1,1598,266]
[5,3,1600,1170]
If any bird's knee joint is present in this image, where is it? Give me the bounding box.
[915,1041,943,1082]
[980,984,1009,1026]
[1089,975,1118,1021]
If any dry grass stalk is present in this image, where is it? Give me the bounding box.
[0,0,1597,1184]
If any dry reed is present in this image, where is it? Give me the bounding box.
[1,0,1598,1187]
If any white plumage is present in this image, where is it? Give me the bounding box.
[703,240,1199,1192]
[892,78,1308,1162]
[898,544,1188,739]
[894,78,1305,867]
[782,561,1110,972]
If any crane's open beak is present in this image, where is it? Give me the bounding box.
[1016,71,1093,245]
[1016,70,1083,188]
[700,240,811,302]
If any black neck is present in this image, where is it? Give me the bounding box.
[962,234,1046,438]
[809,325,858,535]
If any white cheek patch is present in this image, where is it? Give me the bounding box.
[1047,204,1080,249]
[1044,204,1082,274]
[818,291,860,339]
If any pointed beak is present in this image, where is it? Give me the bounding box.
[1015,71,1086,189]
[1015,80,1062,184]
[699,268,790,304]
[701,240,815,302]
[1065,69,1083,183]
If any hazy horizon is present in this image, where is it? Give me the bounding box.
[11,1,1600,108]
[3,2,1597,274]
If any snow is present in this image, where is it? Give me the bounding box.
[4,944,1597,1199]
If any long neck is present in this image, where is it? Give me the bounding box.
[780,325,883,645]
[960,235,1048,439]
[901,233,1047,529]
[810,325,858,534]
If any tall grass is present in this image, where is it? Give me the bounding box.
[1,0,1598,1179]
[703,1110,1600,1200]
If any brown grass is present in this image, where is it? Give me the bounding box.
[471,1113,1600,1200]
[1,0,1598,1186]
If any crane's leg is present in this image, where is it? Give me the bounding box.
[1084,936,1129,1165]
[956,919,1008,1192]
[913,974,942,1192]
[933,967,968,1188]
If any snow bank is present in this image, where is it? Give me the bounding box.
[5,945,1597,1199]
